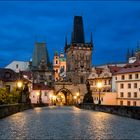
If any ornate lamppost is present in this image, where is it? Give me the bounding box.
[97,82,102,105]
[17,81,23,103]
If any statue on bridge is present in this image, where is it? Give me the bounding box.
[83,81,94,104]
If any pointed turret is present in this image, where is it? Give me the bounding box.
[90,32,93,45]
[126,48,130,61]
[131,49,134,57]
[65,36,67,46]
[71,16,85,43]
[32,42,50,69]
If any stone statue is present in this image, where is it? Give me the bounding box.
[23,83,31,104]
[83,81,94,103]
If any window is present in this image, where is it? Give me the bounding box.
[127,101,130,106]
[129,74,132,79]
[135,74,139,79]
[120,84,124,89]
[134,83,137,88]
[121,75,125,80]
[120,92,124,97]
[120,101,123,106]
[16,64,18,68]
[128,92,131,98]
[80,77,84,84]
[115,77,117,80]
[104,80,107,85]
[134,92,137,98]
[56,60,58,64]
[133,101,137,106]
[128,83,131,88]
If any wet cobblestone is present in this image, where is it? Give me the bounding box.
[0,106,140,139]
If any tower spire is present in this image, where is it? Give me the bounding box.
[131,49,134,57]
[71,16,85,43]
[90,32,93,45]
[65,36,67,46]
[126,48,130,61]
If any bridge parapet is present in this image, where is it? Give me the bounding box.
[76,103,140,120]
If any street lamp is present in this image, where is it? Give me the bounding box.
[36,91,40,104]
[17,81,23,103]
[97,82,102,105]
[73,96,77,104]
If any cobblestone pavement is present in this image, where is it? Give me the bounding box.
[0,106,140,139]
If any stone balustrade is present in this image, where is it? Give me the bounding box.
[76,103,140,120]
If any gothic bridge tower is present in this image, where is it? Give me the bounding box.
[65,16,93,85]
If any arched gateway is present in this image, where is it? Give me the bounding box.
[55,88,73,105]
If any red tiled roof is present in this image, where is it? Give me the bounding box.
[108,66,123,74]
[115,66,140,74]
[32,83,53,90]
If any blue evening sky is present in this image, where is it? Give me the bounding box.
[0,1,140,67]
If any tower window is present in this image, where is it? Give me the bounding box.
[56,60,58,64]
[80,77,84,84]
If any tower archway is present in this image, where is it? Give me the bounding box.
[55,88,73,105]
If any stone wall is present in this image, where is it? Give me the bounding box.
[0,104,33,119]
[76,103,140,120]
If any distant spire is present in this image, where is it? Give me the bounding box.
[65,36,67,46]
[71,16,85,43]
[90,32,93,45]
[131,49,134,57]
[126,48,130,61]
[136,41,140,51]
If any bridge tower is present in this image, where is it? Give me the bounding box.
[65,16,93,85]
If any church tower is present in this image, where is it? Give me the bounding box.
[65,16,93,84]
[31,42,53,87]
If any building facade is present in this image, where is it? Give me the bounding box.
[116,60,140,106]
[88,65,122,105]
